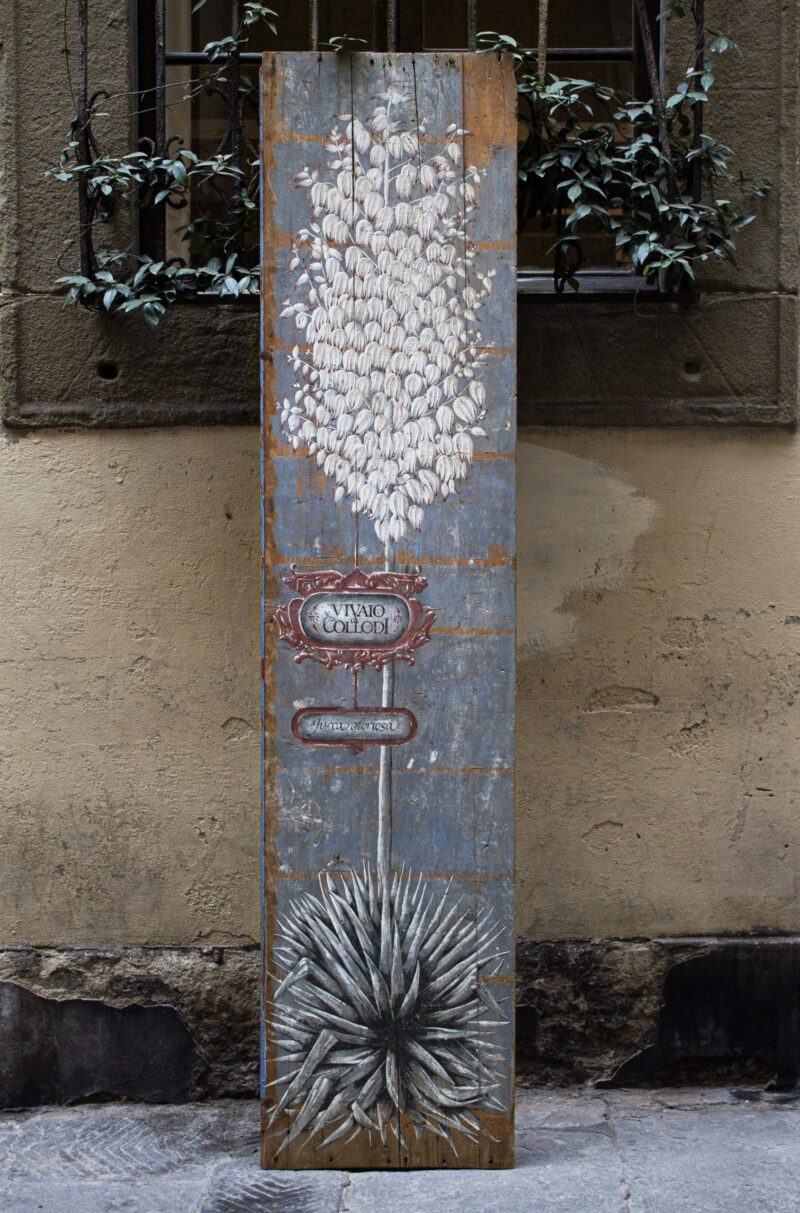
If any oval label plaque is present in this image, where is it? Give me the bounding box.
[292,707,417,754]
[299,593,410,647]
[274,566,435,671]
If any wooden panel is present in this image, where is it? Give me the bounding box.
[261,51,517,1170]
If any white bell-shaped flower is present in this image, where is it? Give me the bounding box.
[278,90,494,542]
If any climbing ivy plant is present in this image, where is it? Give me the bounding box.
[51,1,768,322]
[52,149,259,325]
[479,0,769,291]
[51,1,273,325]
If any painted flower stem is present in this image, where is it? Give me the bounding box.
[376,536,395,893]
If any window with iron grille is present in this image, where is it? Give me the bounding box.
[135,0,663,294]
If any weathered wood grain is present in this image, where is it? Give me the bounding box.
[261,52,516,1170]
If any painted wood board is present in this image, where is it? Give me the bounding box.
[261,51,516,1170]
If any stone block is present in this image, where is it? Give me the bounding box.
[615,1104,800,1213]
[0,297,259,427]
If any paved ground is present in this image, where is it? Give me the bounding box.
[1,1088,799,1212]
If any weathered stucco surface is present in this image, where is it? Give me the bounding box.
[0,427,261,946]
[2,426,800,946]
[518,428,800,939]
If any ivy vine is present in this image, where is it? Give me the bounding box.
[51,2,768,323]
[479,1,770,291]
[52,1,272,324]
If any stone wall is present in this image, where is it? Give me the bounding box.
[0,0,798,1101]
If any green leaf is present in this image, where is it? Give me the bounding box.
[51,25,763,318]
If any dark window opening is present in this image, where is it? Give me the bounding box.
[135,0,663,288]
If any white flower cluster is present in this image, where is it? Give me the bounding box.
[279,88,495,545]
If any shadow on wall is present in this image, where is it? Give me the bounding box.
[601,943,800,1093]
[516,438,657,655]
[0,982,202,1107]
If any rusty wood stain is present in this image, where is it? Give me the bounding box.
[260,53,281,1171]
[271,553,514,569]
[272,442,513,461]
[462,50,517,1171]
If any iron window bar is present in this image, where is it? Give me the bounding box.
[165,51,264,64]
[70,2,668,292]
[162,47,638,65]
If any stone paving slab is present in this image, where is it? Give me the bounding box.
[515,1086,609,1130]
[0,1178,210,1212]
[614,1103,800,1213]
[0,1089,798,1212]
[342,1128,626,1213]
[200,1163,345,1213]
[0,1102,259,1183]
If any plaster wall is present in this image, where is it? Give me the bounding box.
[0,426,262,947]
[517,429,800,939]
[0,0,798,955]
[2,424,800,946]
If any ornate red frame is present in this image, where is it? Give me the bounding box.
[274,566,435,672]
[291,706,418,755]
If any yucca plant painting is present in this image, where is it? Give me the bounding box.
[279,88,495,545]
[264,56,516,1167]
[267,868,507,1154]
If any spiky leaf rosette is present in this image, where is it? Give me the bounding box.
[267,867,508,1155]
[279,88,496,544]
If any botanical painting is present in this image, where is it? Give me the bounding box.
[265,65,513,1163]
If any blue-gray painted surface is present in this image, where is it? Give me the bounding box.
[262,51,516,1169]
